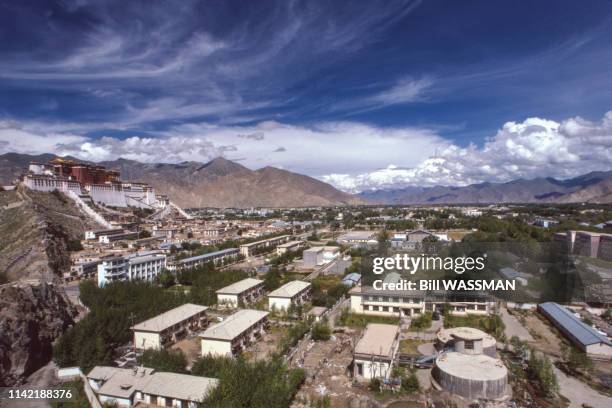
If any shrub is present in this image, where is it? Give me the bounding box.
[311,322,331,341]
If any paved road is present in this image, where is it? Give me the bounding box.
[553,365,612,408]
[500,306,534,342]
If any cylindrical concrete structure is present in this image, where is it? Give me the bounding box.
[436,327,497,358]
[432,352,508,400]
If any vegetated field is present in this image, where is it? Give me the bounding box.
[443,313,505,339]
[337,311,400,328]
[518,311,564,357]
[312,274,342,290]
[399,339,428,355]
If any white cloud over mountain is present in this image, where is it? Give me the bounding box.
[1,111,611,193]
[322,111,612,191]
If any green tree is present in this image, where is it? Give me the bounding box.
[138,349,187,373]
[157,268,175,288]
[311,322,331,341]
[402,371,420,394]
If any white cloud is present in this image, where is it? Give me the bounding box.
[1,111,611,193]
[322,111,612,191]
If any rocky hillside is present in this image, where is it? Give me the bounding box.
[0,281,76,386]
[0,187,97,282]
[358,171,612,204]
[0,187,94,386]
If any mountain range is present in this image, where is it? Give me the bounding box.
[0,153,363,208]
[357,171,612,204]
[1,152,611,206]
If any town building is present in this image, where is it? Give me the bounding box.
[341,272,362,287]
[216,278,265,307]
[498,267,529,286]
[85,228,123,240]
[350,286,495,318]
[276,240,305,256]
[67,259,101,281]
[350,286,425,317]
[200,309,269,357]
[337,231,377,247]
[534,217,558,228]
[97,253,167,287]
[538,302,612,360]
[353,323,399,380]
[132,303,208,350]
[239,235,291,257]
[302,246,340,268]
[307,306,328,322]
[174,248,240,270]
[86,366,217,408]
[406,229,433,242]
[267,280,312,311]
[553,230,612,262]
[99,231,139,244]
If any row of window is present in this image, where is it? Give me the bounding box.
[364,295,423,304]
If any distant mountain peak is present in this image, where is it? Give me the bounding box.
[0,152,363,207]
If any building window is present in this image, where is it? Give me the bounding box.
[465,340,474,350]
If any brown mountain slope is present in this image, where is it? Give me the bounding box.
[0,153,364,208]
[554,178,612,203]
[98,157,365,207]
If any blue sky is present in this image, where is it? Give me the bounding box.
[1,0,611,191]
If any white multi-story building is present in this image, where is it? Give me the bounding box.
[239,235,291,257]
[132,304,208,350]
[215,278,265,307]
[97,253,167,287]
[200,309,269,357]
[302,246,339,268]
[353,324,399,380]
[349,286,495,318]
[268,280,311,311]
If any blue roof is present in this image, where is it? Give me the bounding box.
[177,247,239,264]
[343,273,361,282]
[539,302,612,347]
[342,273,361,286]
[499,267,520,279]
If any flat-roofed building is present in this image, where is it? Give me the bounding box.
[99,231,139,244]
[307,306,328,322]
[350,287,494,318]
[200,309,269,357]
[175,248,239,270]
[597,234,612,262]
[538,302,612,360]
[216,278,265,307]
[239,235,291,257]
[574,231,601,258]
[338,231,377,247]
[67,259,101,281]
[302,246,340,268]
[406,229,433,242]
[276,240,305,256]
[85,228,123,240]
[353,324,399,380]
[268,280,311,311]
[97,253,167,287]
[132,303,208,350]
[87,366,217,408]
[350,286,426,317]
